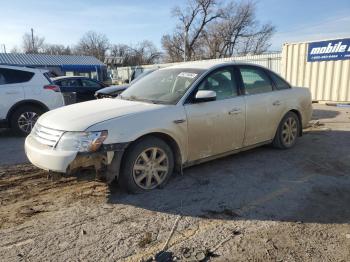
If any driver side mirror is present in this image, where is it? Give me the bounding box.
[194,90,216,103]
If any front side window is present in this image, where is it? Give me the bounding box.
[121,68,204,104]
[0,68,34,85]
[239,67,273,95]
[197,68,238,100]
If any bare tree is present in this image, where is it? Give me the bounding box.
[203,1,275,57]
[162,0,222,62]
[10,46,21,53]
[42,44,72,55]
[110,41,161,66]
[237,23,275,55]
[75,31,110,61]
[163,0,275,61]
[129,40,162,65]
[22,32,45,54]
[161,34,185,62]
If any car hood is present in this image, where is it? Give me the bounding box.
[96,85,129,95]
[38,98,166,131]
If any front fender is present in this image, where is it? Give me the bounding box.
[86,106,188,163]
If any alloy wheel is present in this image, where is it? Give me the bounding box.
[282,117,298,146]
[17,112,39,134]
[132,147,169,190]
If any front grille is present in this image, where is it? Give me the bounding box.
[32,124,64,147]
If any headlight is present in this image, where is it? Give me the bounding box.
[56,131,108,152]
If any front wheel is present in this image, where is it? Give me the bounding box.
[119,136,174,193]
[272,111,300,149]
[10,105,43,136]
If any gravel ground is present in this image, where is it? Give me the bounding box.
[0,104,350,261]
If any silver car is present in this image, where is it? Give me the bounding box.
[25,62,312,193]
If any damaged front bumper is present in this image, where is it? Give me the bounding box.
[25,134,128,180]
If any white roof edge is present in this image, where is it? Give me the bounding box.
[0,64,48,72]
[283,36,350,46]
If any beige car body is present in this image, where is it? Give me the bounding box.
[25,61,312,178]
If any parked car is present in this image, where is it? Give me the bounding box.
[0,65,65,135]
[95,69,157,99]
[52,76,107,103]
[25,62,312,193]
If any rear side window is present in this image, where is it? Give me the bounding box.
[81,79,101,88]
[0,68,34,85]
[239,67,273,95]
[57,79,80,87]
[269,72,290,90]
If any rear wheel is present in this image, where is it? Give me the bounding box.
[10,105,43,136]
[119,136,174,193]
[273,111,300,149]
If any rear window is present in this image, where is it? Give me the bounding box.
[269,72,290,90]
[239,67,273,95]
[0,68,34,85]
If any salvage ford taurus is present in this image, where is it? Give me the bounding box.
[25,62,312,193]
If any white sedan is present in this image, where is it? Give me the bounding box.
[25,62,312,193]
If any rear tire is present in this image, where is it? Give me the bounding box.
[10,105,43,136]
[272,111,300,149]
[119,136,174,193]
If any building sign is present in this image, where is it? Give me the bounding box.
[307,38,350,62]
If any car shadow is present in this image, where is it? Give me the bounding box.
[0,128,15,137]
[106,129,350,224]
[312,108,340,120]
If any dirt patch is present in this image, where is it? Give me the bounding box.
[0,164,108,230]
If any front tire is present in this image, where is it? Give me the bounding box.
[273,111,300,149]
[119,136,174,193]
[10,105,43,136]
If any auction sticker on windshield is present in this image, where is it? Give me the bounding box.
[178,72,198,78]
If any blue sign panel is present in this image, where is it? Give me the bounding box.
[307,38,350,62]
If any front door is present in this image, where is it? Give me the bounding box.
[184,66,246,162]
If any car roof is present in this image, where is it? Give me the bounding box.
[164,61,266,70]
[0,64,49,73]
[52,76,96,81]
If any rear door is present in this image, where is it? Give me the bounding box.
[80,79,104,101]
[237,65,286,146]
[184,66,246,161]
[0,68,28,119]
[56,78,86,103]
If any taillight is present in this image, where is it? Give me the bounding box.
[44,85,60,92]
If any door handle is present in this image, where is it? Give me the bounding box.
[5,91,20,95]
[272,100,281,106]
[228,108,242,115]
[173,119,186,124]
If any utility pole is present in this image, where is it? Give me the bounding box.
[184,25,187,62]
[31,28,35,51]
[2,44,6,53]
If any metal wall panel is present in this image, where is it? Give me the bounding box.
[281,41,350,102]
[113,53,282,83]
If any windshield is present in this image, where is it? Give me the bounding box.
[130,69,156,84]
[120,68,204,104]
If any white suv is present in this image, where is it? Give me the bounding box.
[0,65,65,135]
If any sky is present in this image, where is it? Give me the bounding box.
[0,0,349,53]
